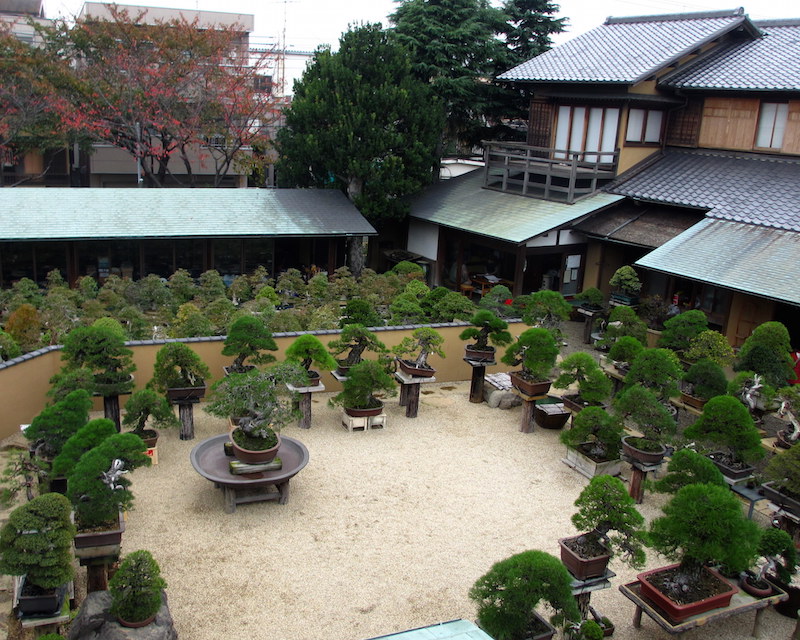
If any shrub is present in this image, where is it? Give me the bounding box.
[757,528,797,584]
[519,290,572,338]
[5,303,42,352]
[150,342,210,392]
[608,266,641,296]
[658,310,708,352]
[575,288,604,308]
[388,292,428,325]
[480,285,514,318]
[553,352,612,405]
[431,290,476,322]
[637,294,670,330]
[56,325,135,398]
[599,305,648,347]
[613,384,677,446]
[682,358,728,401]
[26,389,93,458]
[169,302,214,338]
[683,395,764,465]
[340,298,383,328]
[109,550,167,624]
[0,330,21,361]
[684,330,734,367]
[735,321,794,388]
[329,360,397,410]
[391,260,425,277]
[167,268,197,305]
[121,388,180,437]
[763,440,800,497]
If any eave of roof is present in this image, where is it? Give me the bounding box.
[0,188,377,241]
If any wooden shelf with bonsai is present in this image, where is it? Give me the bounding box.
[459,310,512,403]
[501,327,560,433]
[285,334,338,428]
[470,549,582,640]
[149,342,211,440]
[221,315,279,376]
[560,407,624,479]
[329,360,397,427]
[327,323,389,378]
[391,327,446,418]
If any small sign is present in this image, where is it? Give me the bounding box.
[145,447,158,465]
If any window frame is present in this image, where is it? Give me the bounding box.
[754,102,789,150]
[625,108,665,146]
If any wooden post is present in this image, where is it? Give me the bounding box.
[85,563,110,593]
[103,395,121,432]
[575,593,591,619]
[632,605,643,629]
[178,402,195,440]
[399,383,409,406]
[629,466,646,504]
[405,383,421,418]
[520,398,536,433]
[469,365,486,403]
[298,392,312,429]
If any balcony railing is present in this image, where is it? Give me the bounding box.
[482,141,619,204]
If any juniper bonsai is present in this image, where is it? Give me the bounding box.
[222,315,278,373]
[109,550,167,624]
[683,395,765,466]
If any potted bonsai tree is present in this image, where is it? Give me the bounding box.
[560,475,646,580]
[121,388,180,448]
[327,324,389,376]
[459,309,513,363]
[560,406,624,478]
[574,287,604,311]
[775,385,800,448]
[285,333,338,385]
[683,394,765,480]
[684,330,735,368]
[680,358,728,410]
[392,326,446,378]
[657,310,709,356]
[608,265,642,306]
[109,549,167,628]
[469,549,581,640]
[329,360,397,417]
[519,289,572,341]
[734,321,794,389]
[741,528,798,598]
[614,384,677,465]
[553,352,612,413]
[652,448,726,494]
[149,341,211,402]
[607,335,645,373]
[51,417,117,482]
[597,306,648,351]
[221,315,278,375]
[501,327,559,396]
[728,371,776,423]
[761,440,800,517]
[0,493,75,616]
[644,482,761,621]
[623,348,683,401]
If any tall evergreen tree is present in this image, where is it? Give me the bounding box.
[501,0,566,67]
[276,24,443,276]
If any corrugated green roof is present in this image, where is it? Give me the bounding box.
[636,219,800,305]
[366,619,494,640]
[0,188,376,240]
[409,171,623,244]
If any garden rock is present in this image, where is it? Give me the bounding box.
[68,591,177,640]
[485,387,520,410]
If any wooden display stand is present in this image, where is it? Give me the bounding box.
[15,578,73,637]
[175,397,200,440]
[570,568,616,618]
[77,546,120,593]
[286,381,326,429]
[395,370,436,418]
[464,357,496,403]
[622,454,663,504]
[341,412,387,432]
[576,306,602,344]
[512,388,548,433]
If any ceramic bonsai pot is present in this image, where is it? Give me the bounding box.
[305,369,322,386]
[679,391,706,411]
[559,535,611,580]
[533,403,570,429]
[622,435,666,465]
[118,614,157,628]
[768,572,800,618]
[166,386,206,402]
[16,577,67,616]
[509,371,551,397]
[74,510,126,549]
[761,481,800,517]
[344,401,384,418]
[610,293,639,306]
[638,564,738,622]
[706,452,754,481]
[398,359,435,378]
[563,446,622,479]
[740,573,775,598]
[229,430,281,464]
[464,345,496,363]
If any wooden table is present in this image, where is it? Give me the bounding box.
[619,579,787,637]
[471,275,513,297]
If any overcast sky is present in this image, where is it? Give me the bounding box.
[43,0,800,53]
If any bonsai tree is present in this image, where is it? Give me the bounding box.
[67,433,152,531]
[683,395,765,467]
[652,448,726,494]
[607,335,645,367]
[613,384,677,452]
[763,442,800,501]
[560,406,624,462]
[329,360,397,412]
[777,385,800,445]
[636,294,671,331]
[728,371,776,416]
[109,550,167,625]
[479,284,514,318]
[681,358,728,403]
[392,327,446,371]
[46,367,97,403]
[469,550,581,640]
[569,474,647,570]
[501,328,559,382]
[285,334,338,378]
[327,324,389,372]
[624,348,683,400]
[0,493,75,596]
[519,289,572,339]
[608,265,642,297]
[553,352,612,407]
[597,305,648,349]
[429,289,476,323]
[755,528,797,585]
[684,330,735,367]
[658,310,708,353]
[735,321,794,388]
[25,388,93,459]
[574,287,604,310]
[51,418,117,478]
[121,388,180,442]
[567,620,604,640]
[459,309,513,357]
[222,315,278,373]
[149,342,211,393]
[339,299,383,328]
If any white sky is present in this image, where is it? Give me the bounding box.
[43,0,800,53]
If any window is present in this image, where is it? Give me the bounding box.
[626,109,664,144]
[755,103,788,149]
[554,106,619,163]
[254,75,273,95]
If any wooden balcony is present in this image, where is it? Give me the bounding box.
[482,142,619,204]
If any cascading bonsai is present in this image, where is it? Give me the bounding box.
[329,360,397,412]
[553,352,612,409]
[560,406,624,462]
[501,327,559,383]
[392,327,446,372]
[285,333,338,382]
[327,324,389,373]
[149,342,211,395]
[459,309,512,361]
[121,388,180,445]
[221,315,279,374]
[109,549,167,626]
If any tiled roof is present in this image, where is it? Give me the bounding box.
[0,188,376,240]
[408,171,623,245]
[498,10,752,84]
[663,20,800,90]
[572,203,704,247]
[607,148,800,232]
[636,219,800,305]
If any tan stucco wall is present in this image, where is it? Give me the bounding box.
[0,322,527,441]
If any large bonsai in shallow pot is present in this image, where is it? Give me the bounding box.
[327,324,389,376]
[613,384,677,464]
[329,360,397,417]
[608,265,642,305]
[502,327,559,397]
[221,315,278,375]
[285,334,338,385]
[459,309,512,363]
[392,327,446,378]
[149,342,211,402]
[680,358,728,410]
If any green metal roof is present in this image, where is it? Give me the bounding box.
[366,620,494,640]
[409,171,623,245]
[636,218,800,306]
[0,188,376,241]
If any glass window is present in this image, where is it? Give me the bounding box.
[142,240,174,278]
[244,238,274,274]
[755,103,788,149]
[212,238,243,281]
[626,109,664,144]
[554,106,620,162]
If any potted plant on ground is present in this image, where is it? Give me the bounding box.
[221,315,278,375]
[469,549,581,640]
[329,360,397,417]
[0,493,75,616]
[149,342,211,402]
[285,334,338,385]
[109,549,167,628]
[121,388,180,448]
[683,394,765,480]
[502,327,559,397]
[684,330,735,368]
[761,441,800,517]
[392,327,446,378]
[560,407,624,478]
[680,358,728,410]
[614,384,677,464]
[459,309,513,363]
[657,310,708,356]
[553,352,612,413]
[644,482,761,621]
[740,528,797,598]
[607,335,645,374]
[327,324,389,376]
[608,265,642,306]
[651,448,726,494]
[560,474,646,580]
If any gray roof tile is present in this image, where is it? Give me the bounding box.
[498,10,750,84]
[663,21,800,90]
[607,149,800,231]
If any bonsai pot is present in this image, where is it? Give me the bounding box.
[563,445,622,479]
[559,535,611,580]
[344,401,384,418]
[610,293,639,306]
[16,577,67,616]
[305,369,322,386]
[525,610,557,640]
[74,510,126,549]
[680,391,707,411]
[509,371,552,397]
[229,429,281,464]
[622,435,666,465]
[638,564,738,622]
[118,614,157,628]
[335,360,353,377]
[740,572,775,598]
[768,572,800,618]
[223,365,255,376]
[166,385,206,402]
[137,429,159,449]
[776,429,796,449]
[706,452,755,481]
[464,345,496,363]
[761,481,800,517]
[398,359,435,378]
[560,394,592,414]
[533,402,570,429]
